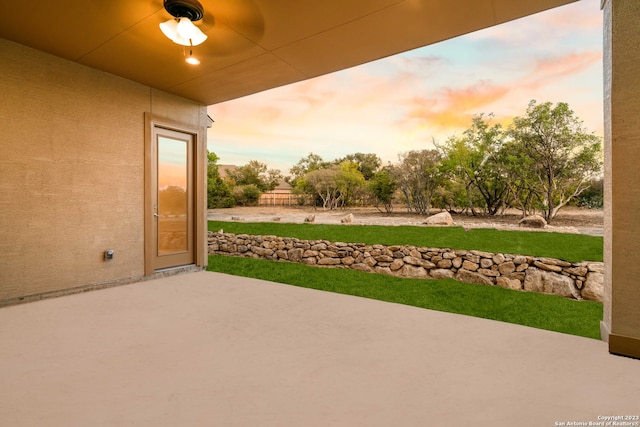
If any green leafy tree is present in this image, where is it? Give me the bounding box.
[334,160,366,207]
[305,167,341,210]
[232,184,261,206]
[207,151,234,208]
[288,153,330,184]
[335,153,381,180]
[369,168,397,213]
[508,100,603,222]
[392,149,443,215]
[438,114,508,215]
[575,178,604,209]
[228,160,282,192]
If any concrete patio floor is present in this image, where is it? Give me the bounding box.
[1,271,638,427]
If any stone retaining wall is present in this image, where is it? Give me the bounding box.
[207,232,604,302]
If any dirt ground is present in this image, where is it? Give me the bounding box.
[208,205,604,236]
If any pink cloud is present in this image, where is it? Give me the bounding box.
[525,51,602,88]
[403,81,510,130]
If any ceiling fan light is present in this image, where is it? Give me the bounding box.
[189,27,207,46]
[159,19,179,40]
[177,17,198,40]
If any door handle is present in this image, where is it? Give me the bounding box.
[154,213,160,218]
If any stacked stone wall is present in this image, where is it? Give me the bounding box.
[207,232,604,302]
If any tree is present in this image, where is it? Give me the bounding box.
[335,153,381,180]
[438,114,508,215]
[207,151,234,208]
[227,160,282,192]
[369,168,397,213]
[305,167,341,210]
[232,184,261,206]
[392,150,443,215]
[334,160,366,207]
[288,153,330,184]
[508,100,602,222]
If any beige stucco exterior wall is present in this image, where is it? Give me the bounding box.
[602,0,640,358]
[0,39,208,303]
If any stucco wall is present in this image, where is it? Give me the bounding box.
[602,0,640,356]
[0,39,207,302]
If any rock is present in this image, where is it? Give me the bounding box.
[375,255,394,263]
[341,213,354,223]
[304,214,315,223]
[465,254,480,264]
[403,256,424,266]
[318,257,341,265]
[462,260,479,271]
[423,211,453,226]
[587,263,604,273]
[341,256,355,266]
[498,262,516,275]
[492,254,506,264]
[374,266,393,275]
[533,260,563,272]
[430,269,455,279]
[582,272,604,302]
[363,256,377,267]
[538,257,572,267]
[437,259,452,269]
[524,268,579,299]
[272,217,281,222]
[399,265,428,278]
[288,248,304,262]
[471,250,494,259]
[389,259,404,271]
[455,269,494,286]
[496,277,522,290]
[519,215,547,229]
[231,216,244,221]
[513,255,529,265]
[478,268,500,277]
[480,258,493,269]
[351,263,372,272]
[565,266,588,277]
[409,249,422,258]
[251,247,273,257]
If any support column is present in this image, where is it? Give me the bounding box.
[602,0,640,359]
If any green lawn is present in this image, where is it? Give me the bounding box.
[207,255,603,339]
[208,221,603,262]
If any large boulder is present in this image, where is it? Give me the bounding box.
[455,269,493,286]
[430,269,455,279]
[581,272,604,302]
[341,213,354,223]
[496,276,522,290]
[524,268,579,299]
[519,215,547,229]
[423,212,453,226]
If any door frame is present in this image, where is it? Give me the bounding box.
[144,113,207,275]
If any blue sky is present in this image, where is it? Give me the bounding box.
[207,0,603,174]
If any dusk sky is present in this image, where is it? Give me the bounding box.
[207,0,603,175]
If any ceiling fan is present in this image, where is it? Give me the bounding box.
[159,0,208,64]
